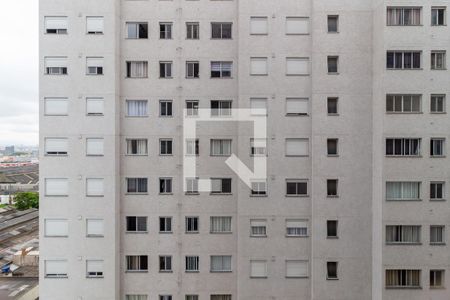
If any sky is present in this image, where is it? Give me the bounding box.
[0,1,38,147]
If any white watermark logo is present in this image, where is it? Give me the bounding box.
[183,108,267,192]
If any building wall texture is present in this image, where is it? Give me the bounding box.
[39,0,450,299]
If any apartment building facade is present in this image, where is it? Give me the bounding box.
[39,0,450,299]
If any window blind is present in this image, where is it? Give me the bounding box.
[250,58,268,75]
[86,138,104,156]
[286,138,309,156]
[45,138,68,155]
[286,17,309,34]
[86,178,104,196]
[45,178,68,196]
[286,260,308,277]
[45,57,68,68]
[250,17,268,34]
[250,98,267,115]
[286,98,308,115]
[286,220,308,236]
[45,219,68,236]
[86,57,104,68]
[286,58,309,75]
[45,260,68,277]
[87,260,103,273]
[86,98,104,115]
[250,260,267,277]
[86,17,104,33]
[44,98,68,115]
[45,17,68,30]
[87,219,104,236]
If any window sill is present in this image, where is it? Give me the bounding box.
[285,155,309,157]
[159,270,173,273]
[159,231,173,234]
[86,234,104,238]
[430,199,446,202]
[430,112,447,114]
[44,235,68,238]
[386,199,422,202]
[250,74,269,76]
[86,276,104,279]
[210,193,233,196]
[250,235,267,238]
[210,154,232,157]
[250,194,268,197]
[125,115,149,118]
[385,286,421,289]
[185,231,199,234]
[386,112,422,114]
[285,113,309,117]
[159,154,174,156]
[185,77,200,79]
[86,154,104,157]
[327,113,339,116]
[185,270,200,273]
[327,154,339,157]
[430,155,446,158]
[86,195,104,198]
[159,77,173,79]
[430,286,446,289]
[125,193,149,195]
[210,231,232,234]
[44,195,68,197]
[327,195,339,198]
[430,242,446,246]
[286,276,308,278]
[125,270,148,273]
[44,154,68,157]
[327,72,339,75]
[45,276,68,279]
[385,155,422,158]
[159,193,173,195]
[286,235,309,238]
[210,270,232,273]
[125,77,149,79]
[285,194,309,197]
[86,114,104,117]
[386,242,422,245]
[125,154,148,157]
[125,231,148,234]
[251,276,268,279]
[327,236,339,239]
[431,69,447,71]
[327,277,339,280]
[44,114,68,117]
[86,74,104,76]
[285,74,310,76]
[185,192,200,195]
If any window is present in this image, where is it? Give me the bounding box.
[44,97,68,116]
[430,270,445,288]
[386,7,421,26]
[386,51,421,69]
[86,219,104,237]
[327,139,338,156]
[385,269,420,288]
[251,180,267,196]
[211,100,232,116]
[160,296,172,300]
[186,61,199,78]
[44,219,68,237]
[286,58,309,75]
[186,296,198,300]
[86,17,103,34]
[327,15,339,32]
[160,217,172,233]
[327,179,338,196]
[385,138,421,156]
[45,138,68,156]
[86,97,104,116]
[211,178,232,194]
[327,262,338,280]
[126,216,147,232]
[186,100,199,116]
[186,22,199,39]
[86,138,104,156]
[45,260,68,278]
[185,256,199,272]
[430,225,445,244]
[386,94,421,113]
[250,219,267,237]
[386,225,421,244]
[286,180,308,196]
[286,17,309,34]
[185,139,199,156]
[430,182,445,200]
[250,17,268,35]
[327,97,338,115]
[250,57,268,75]
[431,94,445,113]
[211,22,232,39]
[185,217,199,233]
[210,139,232,156]
[431,7,446,26]
[159,61,173,78]
[250,260,267,278]
[210,255,231,272]
[126,295,147,300]
[45,16,67,34]
[286,260,308,278]
[327,56,338,73]
[247,98,266,115]
[126,22,148,39]
[286,220,308,237]
[126,255,148,272]
[126,61,148,78]
[159,178,172,194]
[160,139,173,155]
[185,178,199,194]
[285,138,309,156]
[286,98,308,116]
[126,178,148,194]
[126,139,148,155]
[45,178,68,196]
[431,51,446,70]
[386,182,421,200]
[86,178,104,196]
[430,138,445,157]
[211,296,231,300]
[159,256,172,272]
[327,220,338,238]
[250,138,266,156]
[160,100,173,117]
[86,57,104,75]
[160,22,172,39]
[211,62,232,78]
[86,260,103,278]
[210,216,232,233]
[45,57,67,75]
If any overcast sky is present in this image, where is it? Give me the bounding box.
[0,1,38,147]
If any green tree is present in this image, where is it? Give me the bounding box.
[14,192,39,210]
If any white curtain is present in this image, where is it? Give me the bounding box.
[211,139,231,155]
[130,62,148,77]
[127,139,148,155]
[127,100,147,116]
[211,256,231,271]
[286,220,308,236]
[45,219,68,236]
[210,216,231,232]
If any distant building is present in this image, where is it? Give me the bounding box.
[4,146,15,156]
